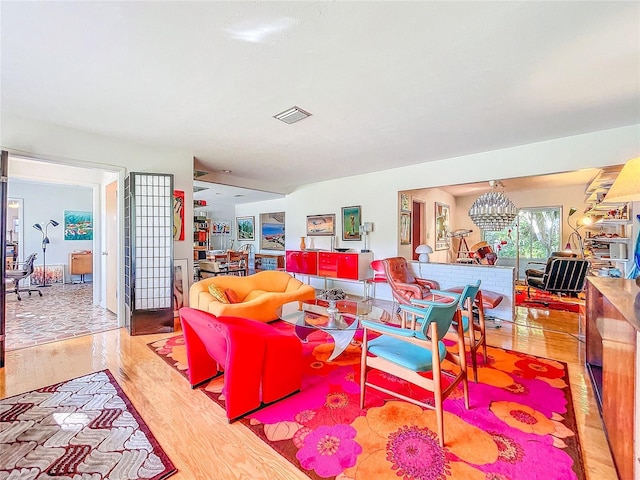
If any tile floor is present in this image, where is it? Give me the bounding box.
[5,283,118,350]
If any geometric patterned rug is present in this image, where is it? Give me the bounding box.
[149,323,586,480]
[0,370,176,480]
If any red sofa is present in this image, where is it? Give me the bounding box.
[179,307,302,421]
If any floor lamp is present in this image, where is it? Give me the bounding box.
[33,219,59,287]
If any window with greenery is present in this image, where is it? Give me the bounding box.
[484,207,561,260]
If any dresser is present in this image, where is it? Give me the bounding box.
[69,251,92,283]
[585,277,640,480]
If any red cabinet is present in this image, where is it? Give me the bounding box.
[285,250,318,275]
[286,250,373,281]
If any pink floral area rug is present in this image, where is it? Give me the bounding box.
[149,323,585,480]
[0,370,176,480]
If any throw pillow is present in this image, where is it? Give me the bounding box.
[225,288,241,304]
[208,284,230,304]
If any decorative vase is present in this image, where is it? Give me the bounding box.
[300,236,307,250]
[326,300,339,326]
[308,237,315,249]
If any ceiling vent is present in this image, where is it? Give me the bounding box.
[273,106,312,124]
[193,170,209,179]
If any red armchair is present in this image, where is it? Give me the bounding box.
[381,257,440,306]
[179,307,302,421]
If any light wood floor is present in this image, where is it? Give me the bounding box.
[0,304,616,480]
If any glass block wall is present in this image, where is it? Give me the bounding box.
[124,172,174,335]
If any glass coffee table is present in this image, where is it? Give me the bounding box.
[277,299,392,361]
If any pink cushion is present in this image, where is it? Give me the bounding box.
[445,287,504,309]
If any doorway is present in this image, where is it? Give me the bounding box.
[3,154,120,351]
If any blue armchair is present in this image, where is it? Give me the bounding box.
[359,294,469,447]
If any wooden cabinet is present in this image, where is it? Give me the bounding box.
[255,253,285,271]
[70,251,92,282]
[585,277,639,480]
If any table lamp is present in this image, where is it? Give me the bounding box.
[415,244,433,262]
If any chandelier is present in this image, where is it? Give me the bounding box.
[468,180,518,231]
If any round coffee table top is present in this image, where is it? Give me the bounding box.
[277,299,391,331]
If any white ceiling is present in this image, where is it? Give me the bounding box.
[2,2,639,195]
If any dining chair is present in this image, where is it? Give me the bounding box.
[360,294,469,447]
[413,280,486,382]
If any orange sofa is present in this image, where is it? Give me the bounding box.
[189,270,316,323]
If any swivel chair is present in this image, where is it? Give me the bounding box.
[6,253,43,301]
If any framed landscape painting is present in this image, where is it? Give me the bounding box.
[236,216,255,240]
[306,214,336,236]
[260,212,285,251]
[341,206,361,241]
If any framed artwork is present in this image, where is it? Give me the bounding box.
[173,190,185,241]
[236,216,255,240]
[173,259,189,318]
[64,210,93,240]
[400,193,410,212]
[400,212,411,245]
[211,221,230,235]
[306,214,336,236]
[260,212,285,251]
[435,202,450,250]
[341,206,361,241]
[31,264,65,286]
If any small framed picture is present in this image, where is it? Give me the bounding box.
[400,212,411,245]
[341,206,361,241]
[400,193,410,212]
[236,216,255,240]
[306,214,336,236]
[435,202,450,250]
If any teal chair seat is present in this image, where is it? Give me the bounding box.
[368,336,447,372]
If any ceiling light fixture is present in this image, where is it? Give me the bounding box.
[273,106,312,124]
[221,169,232,174]
[468,180,518,231]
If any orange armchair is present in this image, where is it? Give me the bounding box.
[381,257,440,306]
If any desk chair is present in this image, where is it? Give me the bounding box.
[6,253,43,301]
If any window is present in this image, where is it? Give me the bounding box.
[484,207,561,279]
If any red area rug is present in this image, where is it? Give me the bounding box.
[149,324,585,480]
[515,285,584,313]
[0,370,176,480]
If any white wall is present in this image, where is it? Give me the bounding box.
[3,113,638,302]
[235,124,639,299]
[1,114,195,319]
[235,198,287,254]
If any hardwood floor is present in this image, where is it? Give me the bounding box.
[0,303,616,480]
